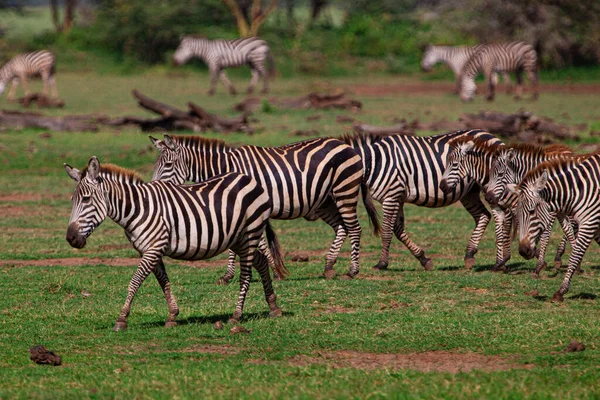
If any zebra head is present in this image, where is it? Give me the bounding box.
[420,45,437,71]
[150,135,187,184]
[486,149,516,206]
[509,170,554,260]
[460,77,477,102]
[65,156,108,249]
[440,141,474,194]
[173,37,196,65]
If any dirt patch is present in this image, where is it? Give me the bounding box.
[323,305,355,314]
[464,287,489,294]
[0,257,226,269]
[181,344,239,355]
[0,192,65,202]
[348,82,600,97]
[288,350,533,373]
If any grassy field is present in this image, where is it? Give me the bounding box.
[1,70,600,399]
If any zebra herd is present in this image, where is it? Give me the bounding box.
[421,41,539,101]
[64,128,591,330]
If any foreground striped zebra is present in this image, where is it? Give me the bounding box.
[421,44,511,94]
[460,42,538,101]
[510,154,600,301]
[173,36,274,95]
[440,138,575,274]
[150,134,373,280]
[65,156,287,330]
[341,129,501,271]
[0,50,57,100]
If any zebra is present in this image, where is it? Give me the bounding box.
[150,134,375,281]
[440,138,575,275]
[509,154,600,302]
[460,42,538,102]
[65,156,288,331]
[341,129,501,271]
[173,36,275,96]
[0,50,58,100]
[421,44,511,94]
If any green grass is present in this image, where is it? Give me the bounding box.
[1,71,600,398]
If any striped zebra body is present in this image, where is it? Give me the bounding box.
[65,157,287,330]
[0,50,57,100]
[150,135,369,280]
[173,36,274,95]
[511,154,600,301]
[342,129,501,271]
[421,44,511,93]
[460,42,538,101]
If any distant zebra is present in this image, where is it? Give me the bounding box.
[0,50,57,100]
[460,42,538,101]
[510,154,600,301]
[440,138,575,274]
[150,134,374,280]
[173,36,275,95]
[65,156,287,330]
[341,129,501,271]
[421,44,511,94]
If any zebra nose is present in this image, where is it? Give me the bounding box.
[439,179,452,194]
[66,223,86,249]
[518,239,535,260]
[485,191,497,205]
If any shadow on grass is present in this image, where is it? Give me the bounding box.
[138,310,296,328]
[568,292,597,300]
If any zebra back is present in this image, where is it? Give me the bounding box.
[0,50,55,82]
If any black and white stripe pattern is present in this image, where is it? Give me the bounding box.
[342,129,501,271]
[150,135,371,280]
[460,42,538,101]
[173,36,274,95]
[511,154,600,301]
[421,44,511,93]
[0,50,57,100]
[65,157,287,330]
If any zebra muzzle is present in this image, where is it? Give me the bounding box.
[66,223,87,249]
[439,179,453,194]
[485,191,498,205]
[518,239,535,260]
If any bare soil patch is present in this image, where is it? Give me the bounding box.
[0,257,226,269]
[288,350,533,373]
[180,344,239,355]
[0,192,65,202]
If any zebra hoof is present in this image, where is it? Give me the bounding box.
[269,308,282,318]
[273,273,283,281]
[491,264,504,273]
[216,276,232,286]
[464,257,476,270]
[113,321,127,332]
[323,269,336,280]
[534,261,547,276]
[554,261,562,270]
[421,258,433,271]
[551,292,564,302]
[340,273,355,280]
[165,321,178,328]
[530,272,540,279]
[576,268,585,275]
[372,261,388,271]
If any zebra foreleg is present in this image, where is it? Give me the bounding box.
[49,75,58,98]
[373,198,400,271]
[218,70,237,95]
[247,69,259,94]
[460,189,492,270]
[553,226,596,302]
[252,249,282,318]
[514,70,524,100]
[485,68,496,101]
[208,68,219,96]
[502,71,513,94]
[491,207,511,272]
[532,224,553,278]
[114,255,157,331]
[229,245,256,323]
[153,259,179,328]
[6,78,19,101]
[309,199,347,279]
[392,205,433,271]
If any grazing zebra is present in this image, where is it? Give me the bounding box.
[150,134,374,280]
[0,50,57,100]
[341,129,501,271]
[421,44,511,94]
[510,154,600,301]
[173,36,274,96]
[65,156,287,330]
[460,42,538,101]
[440,138,575,274]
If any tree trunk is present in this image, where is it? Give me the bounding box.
[50,0,61,32]
[62,0,77,33]
[310,0,327,22]
[222,0,251,36]
[249,0,279,36]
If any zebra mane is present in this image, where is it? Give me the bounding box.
[170,135,235,152]
[448,136,502,154]
[498,143,573,158]
[82,163,144,184]
[520,154,593,188]
[339,132,391,147]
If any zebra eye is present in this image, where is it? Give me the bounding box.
[528,208,535,215]
[81,196,91,203]
[164,162,173,168]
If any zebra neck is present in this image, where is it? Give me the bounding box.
[186,146,231,182]
[469,154,493,188]
[103,180,145,229]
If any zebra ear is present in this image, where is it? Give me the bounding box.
[506,183,519,196]
[163,134,179,151]
[87,156,100,182]
[505,148,515,162]
[64,163,81,182]
[460,141,475,154]
[534,170,549,192]
[149,135,163,150]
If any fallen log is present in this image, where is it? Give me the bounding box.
[353,122,414,136]
[232,91,362,113]
[132,89,191,121]
[0,110,99,132]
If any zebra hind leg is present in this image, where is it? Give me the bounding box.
[153,259,180,327]
[218,70,237,95]
[253,249,282,318]
[373,197,400,271]
[216,250,237,285]
[307,199,347,279]
[229,243,257,323]
[393,206,433,271]
[247,69,259,94]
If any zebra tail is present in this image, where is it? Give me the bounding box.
[267,51,277,79]
[265,220,289,278]
[361,181,381,236]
